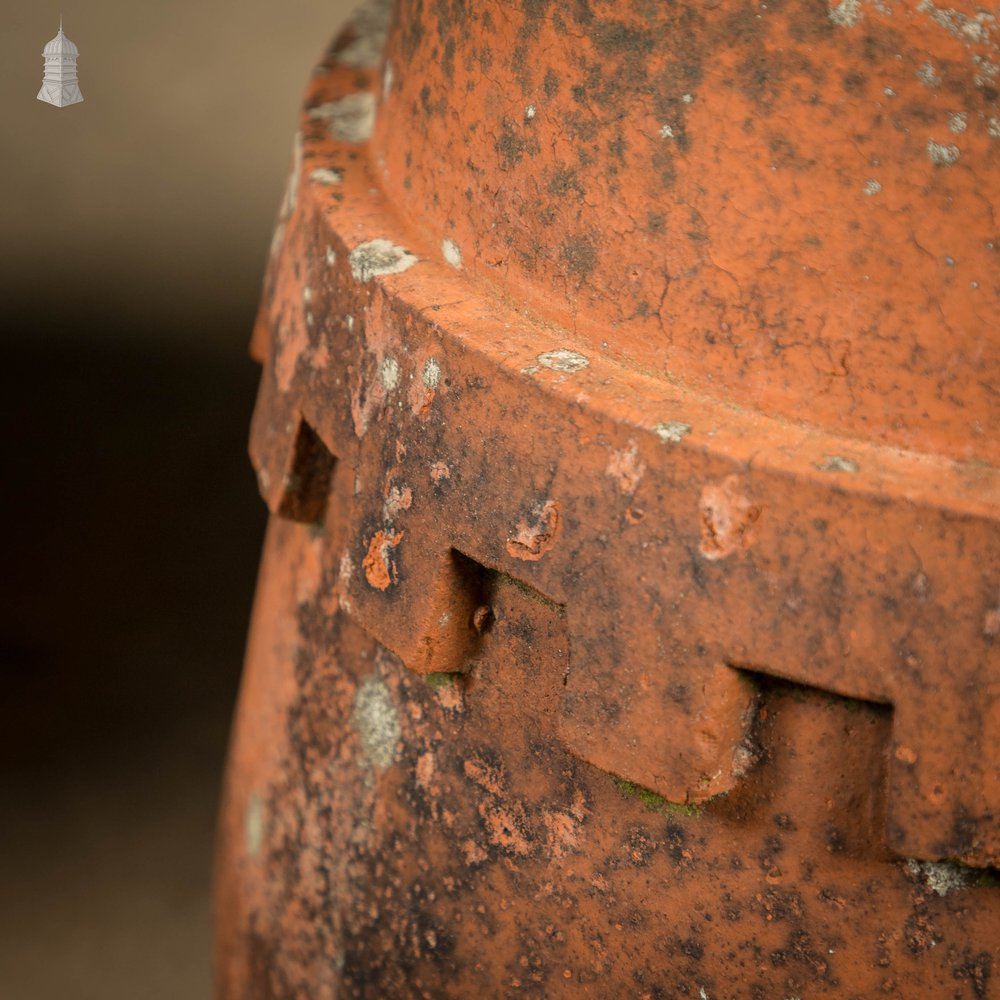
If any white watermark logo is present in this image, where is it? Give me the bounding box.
[37,17,83,108]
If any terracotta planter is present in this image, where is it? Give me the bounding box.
[215,0,1000,995]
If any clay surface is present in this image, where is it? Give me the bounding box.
[216,1,1000,995]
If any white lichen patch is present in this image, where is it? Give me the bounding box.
[974,55,1000,87]
[339,551,354,586]
[606,441,646,495]
[383,483,412,521]
[349,239,418,281]
[537,349,589,373]
[380,356,400,391]
[659,123,675,139]
[948,111,968,134]
[816,455,859,473]
[916,0,995,45]
[383,61,394,99]
[245,792,264,858]
[422,358,441,389]
[906,859,972,896]
[310,167,343,185]
[863,178,882,196]
[828,0,862,27]
[988,116,1000,138]
[525,104,537,120]
[335,0,393,69]
[325,246,337,266]
[352,675,400,770]
[310,92,377,144]
[917,61,941,88]
[927,139,961,165]
[442,238,463,269]
[654,420,692,444]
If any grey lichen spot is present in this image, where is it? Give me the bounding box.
[988,116,1000,138]
[336,0,393,69]
[654,420,692,444]
[816,455,859,473]
[245,792,264,858]
[325,246,337,266]
[310,92,377,144]
[310,167,343,185]
[906,859,972,896]
[339,550,354,585]
[441,237,463,269]
[380,356,400,391]
[422,358,441,389]
[916,0,994,44]
[927,139,961,165]
[352,675,400,771]
[828,0,862,28]
[537,349,589,373]
[383,61,394,99]
[973,54,1000,87]
[863,178,882,196]
[948,111,968,134]
[883,86,897,97]
[917,61,941,88]
[349,239,418,281]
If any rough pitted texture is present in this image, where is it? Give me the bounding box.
[218,518,999,998]
[216,0,1000,996]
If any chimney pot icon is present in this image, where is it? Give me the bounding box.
[38,17,83,108]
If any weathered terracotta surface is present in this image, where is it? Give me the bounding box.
[216,0,1000,995]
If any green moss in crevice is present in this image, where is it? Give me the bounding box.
[612,777,702,818]
[424,672,460,690]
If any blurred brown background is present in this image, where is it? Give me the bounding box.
[0,2,353,997]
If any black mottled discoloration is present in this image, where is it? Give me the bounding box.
[561,235,598,278]
[495,118,537,169]
[952,950,993,1000]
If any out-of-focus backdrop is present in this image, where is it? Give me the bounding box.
[0,2,353,996]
